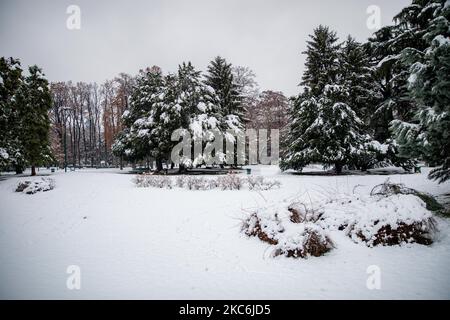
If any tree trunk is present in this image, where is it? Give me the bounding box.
[178,164,187,174]
[31,165,36,176]
[15,166,23,175]
[335,162,343,175]
[156,158,163,172]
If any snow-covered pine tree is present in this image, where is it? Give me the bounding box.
[339,36,376,123]
[365,2,434,171]
[339,37,403,170]
[175,62,222,167]
[392,0,450,183]
[0,57,26,173]
[367,20,423,143]
[204,56,245,130]
[18,66,53,176]
[301,25,340,96]
[112,66,165,169]
[281,26,367,173]
[204,56,244,166]
[281,85,367,173]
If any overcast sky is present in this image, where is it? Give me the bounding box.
[0,0,409,96]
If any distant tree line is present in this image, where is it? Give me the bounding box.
[2,0,447,182]
[111,57,289,171]
[1,56,289,174]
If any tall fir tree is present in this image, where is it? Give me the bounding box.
[391,0,450,182]
[367,0,431,143]
[301,25,340,95]
[281,26,367,173]
[204,56,245,129]
[112,66,165,169]
[19,66,52,176]
[339,36,376,123]
[0,57,26,173]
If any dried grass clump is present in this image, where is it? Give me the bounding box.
[218,173,244,190]
[371,178,443,212]
[288,202,323,223]
[316,192,438,247]
[133,174,172,189]
[133,173,281,192]
[242,206,333,259]
[185,176,210,190]
[349,218,437,247]
[247,176,281,191]
[242,212,284,245]
[273,224,334,258]
[175,175,186,188]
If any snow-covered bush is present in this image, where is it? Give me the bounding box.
[133,174,172,189]
[247,176,281,191]
[273,223,334,258]
[185,176,210,190]
[242,212,284,245]
[15,178,55,194]
[175,175,187,188]
[370,179,443,212]
[242,183,438,258]
[318,193,437,247]
[242,204,334,258]
[287,202,322,223]
[217,174,244,190]
[133,173,282,192]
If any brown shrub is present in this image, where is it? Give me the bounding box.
[353,218,436,246]
[273,227,334,258]
[242,213,281,245]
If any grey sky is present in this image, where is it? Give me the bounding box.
[0,0,409,96]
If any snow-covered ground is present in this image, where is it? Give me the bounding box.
[0,166,449,299]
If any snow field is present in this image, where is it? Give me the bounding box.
[0,166,449,299]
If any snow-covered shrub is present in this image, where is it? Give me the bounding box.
[242,211,284,245]
[273,223,334,258]
[247,176,282,191]
[318,193,437,247]
[207,178,219,189]
[370,179,443,212]
[153,176,173,189]
[287,202,322,223]
[242,204,333,258]
[133,174,172,189]
[242,182,438,258]
[133,174,149,187]
[246,176,264,190]
[185,176,210,190]
[217,173,244,190]
[175,175,187,188]
[15,178,55,194]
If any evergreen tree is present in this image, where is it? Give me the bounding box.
[112,66,165,169]
[176,62,222,168]
[392,0,450,182]
[204,56,245,129]
[152,62,219,170]
[339,36,376,123]
[19,66,52,176]
[281,85,366,173]
[367,0,433,140]
[0,57,26,173]
[301,25,340,96]
[281,26,367,173]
